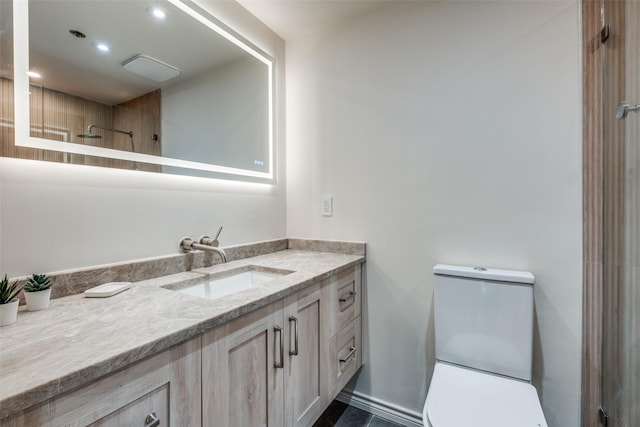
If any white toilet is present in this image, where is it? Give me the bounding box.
[423,264,548,427]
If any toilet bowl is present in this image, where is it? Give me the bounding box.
[423,362,547,427]
[423,264,547,427]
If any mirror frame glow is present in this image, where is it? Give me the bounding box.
[13,0,275,182]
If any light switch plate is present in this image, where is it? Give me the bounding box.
[321,196,333,216]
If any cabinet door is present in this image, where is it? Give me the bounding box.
[284,283,327,427]
[202,301,285,427]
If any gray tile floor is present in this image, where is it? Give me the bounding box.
[314,400,403,427]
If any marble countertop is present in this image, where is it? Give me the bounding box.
[0,249,364,417]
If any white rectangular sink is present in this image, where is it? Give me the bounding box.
[171,267,291,301]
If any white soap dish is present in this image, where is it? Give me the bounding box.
[84,282,132,298]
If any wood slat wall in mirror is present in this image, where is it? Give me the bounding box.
[1,77,161,172]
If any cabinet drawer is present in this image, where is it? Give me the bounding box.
[329,266,361,336]
[6,351,172,426]
[4,338,201,427]
[329,315,362,400]
[89,384,168,427]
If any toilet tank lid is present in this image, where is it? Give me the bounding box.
[433,264,535,284]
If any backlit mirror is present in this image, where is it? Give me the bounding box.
[2,0,274,182]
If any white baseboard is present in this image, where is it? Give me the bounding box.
[336,389,424,427]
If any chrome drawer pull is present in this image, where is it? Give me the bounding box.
[289,316,299,356]
[339,291,356,303]
[339,347,357,363]
[145,412,160,427]
[274,326,284,368]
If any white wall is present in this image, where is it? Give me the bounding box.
[286,2,582,426]
[0,0,286,277]
[162,56,270,172]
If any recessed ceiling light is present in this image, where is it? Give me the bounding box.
[27,71,41,78]
[96,43,110,52]
[69,29,86,38]
[150,7,167,19]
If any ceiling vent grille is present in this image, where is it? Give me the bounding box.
[122,54,180,82]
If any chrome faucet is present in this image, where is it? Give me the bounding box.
[179,227,227,263]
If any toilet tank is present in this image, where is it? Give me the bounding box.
[433,264,534,381]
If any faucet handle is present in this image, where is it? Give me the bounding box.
[200,226,223,247]
[198,235,216,246]
[213,226,223,241]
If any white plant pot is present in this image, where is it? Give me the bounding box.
[0,300,19,326]
[24,288,51,312]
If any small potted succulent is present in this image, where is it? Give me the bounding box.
[0,274,21,326]
[23,273,53,312]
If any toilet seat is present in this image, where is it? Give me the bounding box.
[424,362,548,427]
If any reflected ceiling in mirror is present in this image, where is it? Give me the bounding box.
[7,0,274,182]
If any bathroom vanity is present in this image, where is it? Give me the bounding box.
[0,242,365,426]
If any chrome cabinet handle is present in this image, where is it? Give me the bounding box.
[274,326,284,368]
[339,290,357,303]
[145,412,160,427]
[289,316,299,356]
[339,347,357,363]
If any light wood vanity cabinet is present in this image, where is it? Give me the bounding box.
[3,337,201,427]
[202,263,363,427]
[2,263,363,427]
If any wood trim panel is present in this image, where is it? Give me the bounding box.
[600,1,640,425]
[581,1,604,426]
